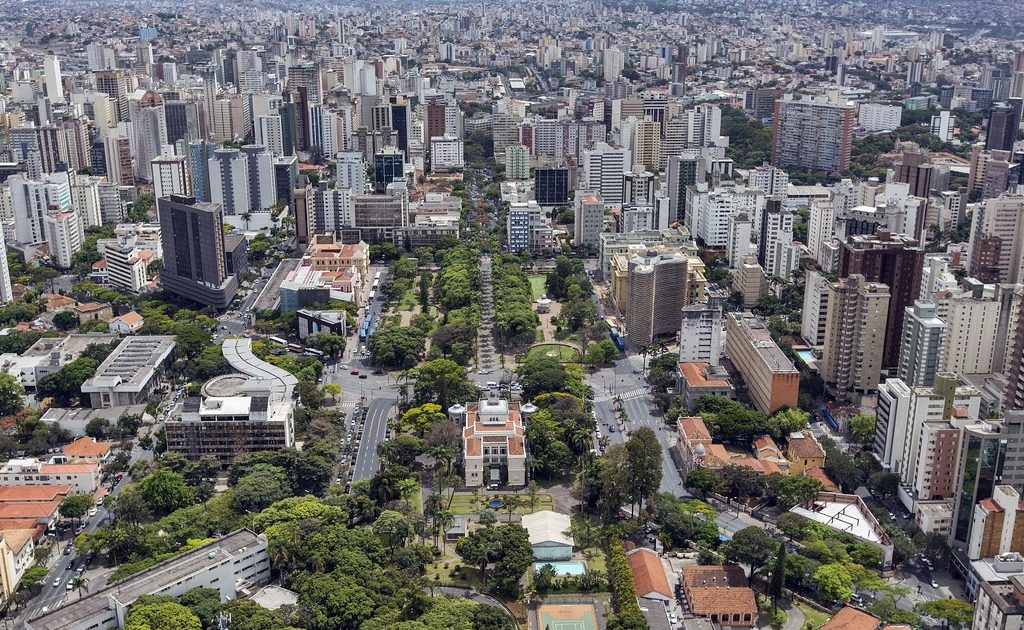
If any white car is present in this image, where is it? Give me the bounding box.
[669,613,679,625]
[52,578,61,588]
[88,508,97,517]
[340,365,349,370]
[930,580,939,589]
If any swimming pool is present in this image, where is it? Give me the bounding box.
[534,560,587,576]
[795,349,816,365]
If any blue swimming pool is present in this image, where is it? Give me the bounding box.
[534,560,587,576]
[795,349,816,365]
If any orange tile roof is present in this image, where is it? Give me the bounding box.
[46,294,77,310]
[627,548,672,599]
[679,361,730,388]
[0,498,61,519]
[681,564,746,588]
[806,467,839,492]
[39,463,98,474]
[678,416,711,440]
[0,485,71,503]
[76,302,110,312]
[465,438,481,456]
[0,528,35,554]
[509,436,525,456]
[0,520,45,537]
[788,434,826,459]
[92,259,107,269]
[821,606,882,630]
[63,437,112,458]
[686,587,757,620]
[114,310,144,324]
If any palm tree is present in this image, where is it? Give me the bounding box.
[240,212,252,230]
[71,576,88,598]
[436,509,455,553]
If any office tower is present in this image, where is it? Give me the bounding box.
[151,151,192,200]
[157,195,241,309]
[9,172,71,245]
[838,229,925,369]
[492,110,518,156]
[930,111,954,141]
[278,102,298,157]
[534,168,571,206]
[208,148,249,219]
[373,150,404,193]
[128,90,168,182]
[389,97,411,154]
[821,275,890,397]
[987,102,1022,152]
[801,270,831,346]
[188,141,217,203]
[967,194,1024,283]
[745,88,783,124]
[293,184,314,247]
[897,301,946,387]
[603,48,625,82]
[679,295,723,366]
[506,201,554,254]
[273,156,298,210]
[583,142,630,206]
[724,312,800,414]
[352,181,409,244]
[94,70,130,122]
[771,93,856,173]
[667,153,704,224]
[43,207,83,270]
[505,145,529,180]
[631,119,660,171]
[626,251,699,346]
[894,147,934,198]
[255,114,286,157]
[43,54,64,104]
[163,101,200,146]
[335,153,366,194]
[573,191,604,249]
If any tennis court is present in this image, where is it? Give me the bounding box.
[537,603,598,630]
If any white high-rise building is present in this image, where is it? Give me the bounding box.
[43,207,83,269]
[208,148,250,219]
[0,239,12,305]
[603,48,625,82]
[335,153,367,194]
[747,164,789,197]
[760,202,795,280]
[801,270,832,346]
[127,90,168,182]
[43,54,65,104]
[726,212,752,268]
[104,236,150,293]
[255,115,285,157]
[505,144,529,180]
[896,300,946,387]
[151,150,192,200]
[937,290,1001,376]
[582,143,630,206]
[308,106,340,158]
[69,174,104,229]
[930,111,954,141]
[9,172,71,245]
[858,103,903,132]
[429,137,464,173]
[573,191,605,249]
[679,296,724,366]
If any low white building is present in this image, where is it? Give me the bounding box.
[0,458,101,494]
[521,510,573,561]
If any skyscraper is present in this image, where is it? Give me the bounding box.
[128,90,168,182]
[583,142,630,206]
[157,195,242,309]
[771,93,856,174]
[821,275,890,397]
[897,300,946,387]
[43,55,65,104]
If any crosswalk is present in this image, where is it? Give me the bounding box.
[593,387,649,403]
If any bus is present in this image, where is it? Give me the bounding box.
[306,348,324,357]
[371,279,380,290]
[268,336,288,347]
[288,343,305,353]
[368,290,377,301]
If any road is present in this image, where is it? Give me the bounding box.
[351,397,396,481]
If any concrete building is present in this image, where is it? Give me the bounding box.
[726,213,752,269]
[724,312,800,414]
[822,275,890,398]
[455,391,527,487]
[43,207,83,270]
[429,136,464,173]
[839,229,925,369]
[104,236,152,294]
[504,144,529,180]
[127,90,168,182]
[801,270,831,347]
[150,152,191,200]
[573,191,604,249]
[968,485,1024,561]
[506,201,553,254]
[80,336,176,408]
[0,458,101,495]
[156,195,242,309]
[625,251,703,346]
[791,492,894,568]
[771,93,856,174]
[968,195,1024,284]
[583,142,630,206]
[679,295,723,366]
[858,103,903,132]
[897,301,946,388]
[25,530,269,630]
[732,256,768,309]
[939,289,1002,376]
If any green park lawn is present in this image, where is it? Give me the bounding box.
[526,343,581,363]
[447,492,554,516]
[796,602,831,629]
[529,275,547,300]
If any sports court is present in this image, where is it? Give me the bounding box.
[537,603,598,630]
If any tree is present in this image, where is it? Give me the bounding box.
[813,563,853,603]
[868,472,900,500]
[724,527,775,586]
[85,417,111,439]
[59,494,93,524]
[70,576,89,597]
[0,372,25,416]
[231,464,290,514]
[178,588,222,629]
[624,428,662,514]
[414,358,478,409]
[686,468,722,499]
[296,379,325,410]
[456,524,534,595]
[771,408,809,434]
[848,413,877,447]
[720,465,764,501]
[308,332,346,358]
[767,474,823,510]
[915,599,974,630]
[36,357,99,406]
[321,383,342,404]
[124,598,202,630]
[137,469,194,515]
[53,310,79,331]
[372,509,414,553]
[768,543,785,611]
[367,325,425,369]
[400,403,447,436]
[113,485,149,527]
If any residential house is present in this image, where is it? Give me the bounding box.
[108,310,144,334]
[74,302,113,324]
[785,431,826,475]
[627,547,672,604]
[679,565,758,627]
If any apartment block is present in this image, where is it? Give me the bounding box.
[724,312,800,414]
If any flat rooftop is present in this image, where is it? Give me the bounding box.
[27,529,263,630]
[81,336,176,392]
[792,494,885,545]
[221,339,297,404]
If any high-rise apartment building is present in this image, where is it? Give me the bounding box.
[151,152,192,200]
[128,90,168,182]
[626,251,702,346]
[43,207,83,270]
[801,270,831,347]
[821,275,891,397]
[771,93,856,173]
[968,194,1024,284]
[838,229,925,369]
[897,300,946,387]
[724,312,800,414]
[573,191,604,249]
[504,145,530,180]
[666,153,704,224]
[583,142,630,206]
[94,70,130,122]
[679,295,724,366]
[937,287,1002,376]
[506,201,554,254]
[157,195,242,309]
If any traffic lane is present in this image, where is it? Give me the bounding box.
[28,510,107,618]
[621,396,684,495]
[352,398,395,481]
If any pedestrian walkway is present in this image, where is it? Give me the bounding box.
[593,387,648,403]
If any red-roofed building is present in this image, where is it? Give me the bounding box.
[0,458,101,494]
[806,467,839,492]
[458,391,528,487]
[109,310,144,334]
[680,565,757,627]
[821,605,884,630]
[678,416,713,473]
[0,485,71,503]
[63,437,113,462]
[677,361,735,411]
[626,547,672,603]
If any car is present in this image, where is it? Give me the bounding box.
[930,580,939,589]
[75,524,86,535]
[96,497,104,506]
[669,613,679,625]
[608,426,616,432]
[88,508,97,517]
[66,582,73,591]
[63,546,73,555]
[350,370,360,375]
[358,374,368,379]
[340,365,349,370]
[53,578,61,588]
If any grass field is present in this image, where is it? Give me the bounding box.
[527,343,581,363]
[447,492,554,516]
[796,602,831,629]
[529,274,548,300]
